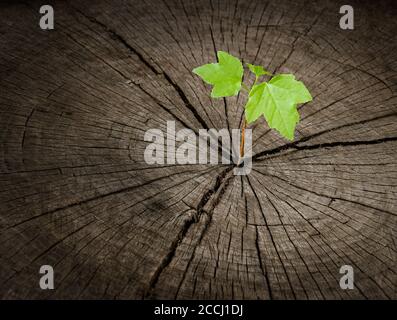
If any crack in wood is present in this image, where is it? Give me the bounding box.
[145,166,234,298]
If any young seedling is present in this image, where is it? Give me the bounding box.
[192,51,312,158]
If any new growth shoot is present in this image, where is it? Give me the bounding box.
[193,51,312,157]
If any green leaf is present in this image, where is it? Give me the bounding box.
[193,51,243,98]
[246,63,272,77]
[245,74,312,140]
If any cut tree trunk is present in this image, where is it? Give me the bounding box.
[0,0,396,299]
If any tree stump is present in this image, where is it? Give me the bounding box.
[0,0,396,299]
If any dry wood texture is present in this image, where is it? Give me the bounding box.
[0,0,396,299]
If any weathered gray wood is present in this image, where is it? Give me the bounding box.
[0,0,396,299]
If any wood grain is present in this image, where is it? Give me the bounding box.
[0,0,396,299]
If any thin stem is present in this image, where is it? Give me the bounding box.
[240,117,247,158]
[241,83,250,92]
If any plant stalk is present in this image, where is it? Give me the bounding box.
[241,83,250,92]
[240,117,247,158]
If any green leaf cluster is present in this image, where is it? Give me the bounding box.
[193,51,312,141]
